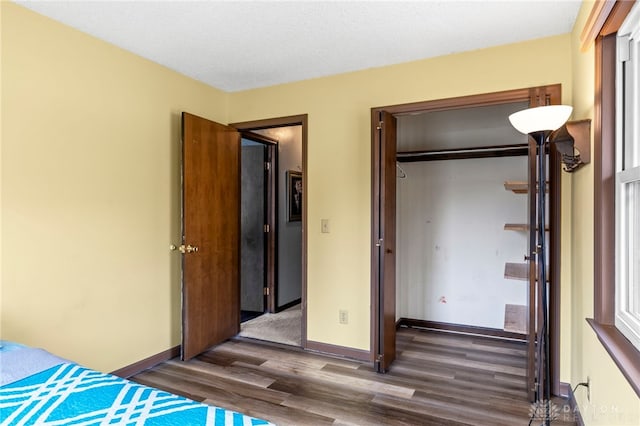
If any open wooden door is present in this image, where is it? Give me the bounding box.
[372,110,397,372]
[181,112,240,360]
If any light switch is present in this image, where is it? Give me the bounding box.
[321,219,330,233]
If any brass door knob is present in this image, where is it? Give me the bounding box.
[181,244,199,253]
[169,244,199,253]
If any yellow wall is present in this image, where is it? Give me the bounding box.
[7,8,637,421]
[1,2,228,372]
[568,1,640,424]
[1,2,575,368]
[229,35,573,350]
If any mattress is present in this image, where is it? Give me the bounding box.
[0,342,273,425]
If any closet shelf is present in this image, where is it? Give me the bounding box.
[503,181,549,194]
[504,262,549,282]
[504,262,529,281]
[504,304,527,334]
[504,223,550,232]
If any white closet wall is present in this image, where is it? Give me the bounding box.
[396,156,527,329]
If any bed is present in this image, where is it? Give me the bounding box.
[0,341,273,425]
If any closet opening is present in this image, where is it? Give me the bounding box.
[394,101,531,337]
[371,85,563,401]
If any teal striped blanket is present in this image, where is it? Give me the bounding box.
[0,362,272,425]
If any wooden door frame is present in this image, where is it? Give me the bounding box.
[231,115,308,347]
[371,85,563,396]
[240,131,278,314]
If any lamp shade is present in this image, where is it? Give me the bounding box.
[508,105,573,135]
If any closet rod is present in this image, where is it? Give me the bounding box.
[397,143,528,163]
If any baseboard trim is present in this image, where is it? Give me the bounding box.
[276,298,301,313]
[397,318,527,341]
[110,345,180,378]
[560,382,585,426]
[305,340,371,362]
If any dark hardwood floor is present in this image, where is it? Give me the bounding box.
[130,327,577,425]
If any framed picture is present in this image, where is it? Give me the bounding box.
[287,170,302,222]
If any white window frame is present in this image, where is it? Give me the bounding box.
[615,2,640,351]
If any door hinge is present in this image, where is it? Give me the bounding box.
[376,121,384,130]
[264,224,270,233]
[375,354,384,363]
[263,287,270,296]
[265,162,271,171]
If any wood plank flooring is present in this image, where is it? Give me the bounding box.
[130,327,577,425]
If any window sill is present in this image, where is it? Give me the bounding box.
[587,318,640,397]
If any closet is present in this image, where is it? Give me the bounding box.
[371,84,590,401]
[371,85,570,397]
[395,101,531,334]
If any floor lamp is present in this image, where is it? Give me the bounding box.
[509,105,572,426]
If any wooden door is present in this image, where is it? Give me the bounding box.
[373,110,397,372]
[181,112,240,360]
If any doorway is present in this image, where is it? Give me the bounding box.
[371,86,563,400]
[232,115,308,348]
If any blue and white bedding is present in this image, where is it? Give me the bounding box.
[0,342,273,425]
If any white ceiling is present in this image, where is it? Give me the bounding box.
[15,0,582,92]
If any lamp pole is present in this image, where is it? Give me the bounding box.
[531,130,551,426]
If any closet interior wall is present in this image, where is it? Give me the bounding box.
[395,102,530,333]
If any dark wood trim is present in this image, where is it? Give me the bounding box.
[240,130,279,145]
[582,0,638,50]
[375,87,535,115]
[371,109,382,364]
[590,4,640,399]
[593,34,617,325]
[396,144,528,162]
[305,340,371,362]
[560,382,586,426]
[588,320,640,397]
[601,1,638,36]
[276,298,301,313]
[231,114,308,348]
[266,143,278,313]
[231,115,307,130]
[397,318,527,341]
[111,346,180,378]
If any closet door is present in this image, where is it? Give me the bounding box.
[373,110,396,372]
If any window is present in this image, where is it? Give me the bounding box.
[589,0,640,398]
[615,6,640,351]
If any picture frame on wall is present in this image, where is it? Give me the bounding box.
[287,170,302,222]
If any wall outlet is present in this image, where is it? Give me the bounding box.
[339,309,348,324]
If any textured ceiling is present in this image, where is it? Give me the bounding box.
[16,1,582,92]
